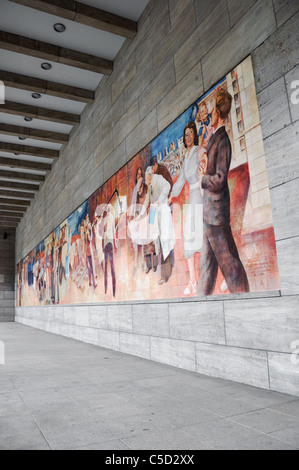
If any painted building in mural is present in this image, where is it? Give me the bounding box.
[16,57,280,307]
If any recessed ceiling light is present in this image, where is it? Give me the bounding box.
[54,23,66,33]
[41,62,52,71]
[32,93,42,99]
[24,117,33,122]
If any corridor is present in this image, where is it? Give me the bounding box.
[0,322,298,450]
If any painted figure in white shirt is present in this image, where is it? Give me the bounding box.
[170,121,210,296]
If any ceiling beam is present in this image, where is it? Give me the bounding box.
[0,215,21,222]
[0,205,27,212]
[76,2,137,39]
[9,0,137,39]
[0,197,31,207]
[0,30,113,75]
[0,156,51,172]
[0,142,59,159]
[0,189,34,199]
[0,123,68,144]
[0,221,18,228]
[0,70,94,103]
[0,180,38,193]
[0,101,80,126]
[0,169,45,183]
[0,210,23,218]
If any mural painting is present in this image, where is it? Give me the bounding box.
[17,57,280,307]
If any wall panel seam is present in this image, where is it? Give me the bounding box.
[15,315,296,356]
[270,176,299,191]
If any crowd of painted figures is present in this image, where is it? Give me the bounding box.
[17,86,250,306]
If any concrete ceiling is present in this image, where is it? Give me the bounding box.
[0,0,150,228]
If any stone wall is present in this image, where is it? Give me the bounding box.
[15,0,299,396]
[0,228,15,321]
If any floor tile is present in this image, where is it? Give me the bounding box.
[0,413,40,436]
[1,322,298,450]
[123,429,211,450]
[182,418,264,449]
[230,434,298,450]
[229,408,299,434]
[270,400,299,418]
[269,426,299,448]
[214,383,296,408]
[186,394,263,418]
[19,388,77,413]
[31,402,102,432]
[42,422,116,450]
[151,403,220,428]
[0,377,15,394]
[74,439,130,450]
[101,412,175,439]
[0,390,30,417]
[0,432,50,451]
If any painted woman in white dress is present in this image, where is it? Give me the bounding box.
[170,121,211,295]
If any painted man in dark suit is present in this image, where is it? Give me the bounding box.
[197,88,249,296]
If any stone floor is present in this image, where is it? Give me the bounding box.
[0,322,298,450]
